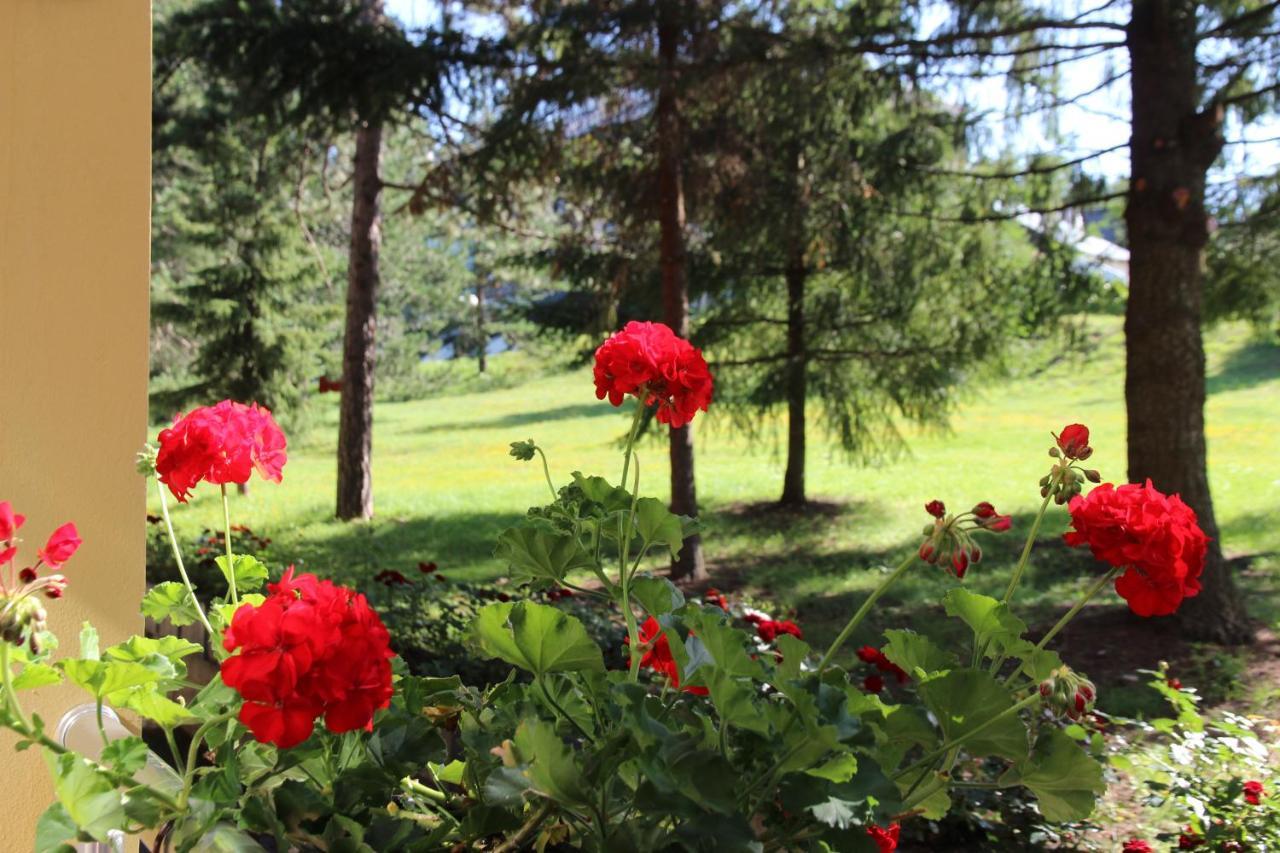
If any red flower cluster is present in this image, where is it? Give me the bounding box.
[742,611,803,643]
[222,568,394,749]
[924,499,946,519]
[593,321,713,428]
[1055,423,1093,460]
[630,616,707,695]
[374,569,412,587]
[546,587,574,602]
[1063,480,1207,616]
[1,503,79,601]
[1122,840,1153,853]
[704,587,729,612]
[1244,780,1266,805]
[867,823,900,852]
[1178,828,1203,849]
[857,645,908,692]
[156,401,287,502]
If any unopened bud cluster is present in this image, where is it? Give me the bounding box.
[0,594,49,653]
[1043,424,1101,504]
[1038,666,1097,720]
[918,500,1013,579]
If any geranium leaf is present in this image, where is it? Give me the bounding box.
[100,736,149,775]
[881,629,958,678]
[917,668,1029,760]
[943,589,1027,657]
[104,635,203,680]
[630,575,685,616]
[1002,727,1106,821]
[11,662,62,691]
[61,659,162,700]
[44,752,126,842]
[570,471,632,514]
[514,719,591,805]
[114,687,198,727]
[33,802,77,853]
[141,582,201,628]
[214,554,269,594]
[493,526,596,586]
[633,497,686,557]
[469,601,604,676]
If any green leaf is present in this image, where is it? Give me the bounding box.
[1003,728,1105,821]
[514,719,590,805]
[430,760,467,786]
[79,622,100,661]
[105,635,203,680]
[683,609,760,677]
[706,669,771,734]
[469,601,604,676]
[33,802,77,853]
[881,629,958,678]
[141,582,201,627]
[630,575,685,616]
[215,554,269,594]
[61,659,161,700]
[1005,641,1064,682]
[633,497,685,557]
[493,526,596,586]
[45,752,126,842]
[101,736,149,775]
[12,661,62,691]
[806,753,859,783]
[917,668,1029,760]
[943,589,1027,657]
[775,635,811,682]
[571,471,632,514]
[115,688,198,727]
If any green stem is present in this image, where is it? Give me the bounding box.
[534,448,558,502]
[220,484,238,605]
[817,551,916,672]
[619,403,644,493]
[179,711,236,809]
[1004,568,1119,688]
[155,479,214,635]
[1002,470,1062,604]
[892,693,1041,782]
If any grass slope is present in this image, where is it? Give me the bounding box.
[151,319,1280,680]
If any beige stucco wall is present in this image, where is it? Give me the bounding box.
[0,0,151,845]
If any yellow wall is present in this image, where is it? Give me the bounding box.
[0,0,151,844]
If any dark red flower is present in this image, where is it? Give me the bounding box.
[593,321,713,428]
[1178,829,1203,849]
[373,569,411,587]
[156,400,287,502]
[704,588,729,611]
[418,561,437,574]
[951,550,969,579]
[1244,780,1265,805]
[1064,481,1208,616]
[1168,677,1183,690]
[972,501,996,518]
[1056,424,1093,460]
[858,646,909,684]
[867,823,899,852]
[629,616,707,695]
[925,500,946,519]
[856,645,881,664]
[37,523,81,569]
[1122,841,1153,853]
[863,674,885,693]
[987,515,1013,532]
[19,567,37,583]
[222,568,394,749]
[0,501,25,542]
[755,619,803,643]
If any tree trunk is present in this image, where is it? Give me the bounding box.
[657,1,706,583]
[336,119,383,520]
[780,262,807,507]
[1125,0,1251,643]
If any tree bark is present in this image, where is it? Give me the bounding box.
[1125,0,1251,643]
[657,0,706,583]
[336,119,383,520]
[780,261,807,507]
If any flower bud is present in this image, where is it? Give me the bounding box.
[972,502,996,519]
[1049,447,1061,458]
[924,500,946,519]
[969,545,982,564]
[918,541,936,563]
[508,440,538,462]
[18,567,37,583]
[1084,469,1101,483]
[950,550,969,579]
[0,594,48,646]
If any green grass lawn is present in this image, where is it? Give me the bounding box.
[150,318,1280,677]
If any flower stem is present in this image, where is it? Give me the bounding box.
[178,711,236,809]
[155,479,214,635]
[816,551,916,672]
[220,484,238,605]
[619,403,644,493]
[1001,472,1061,605]
[534,448,558,502]
[892,693,1041,782]
[1002,568,1120,689]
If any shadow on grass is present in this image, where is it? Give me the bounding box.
[409,402,618,435]
[278,510,524,584]
[1207,338,1280,395]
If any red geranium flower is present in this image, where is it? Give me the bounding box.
[1055,424,1092,460]
[593,322,713,428]
[857,645,909,684]
[1064,481,1207,616]
[222,568,394,749]
[863,674,885,693]
[0,501,26,542]
[1178,828,1203,849]
[156,400,287,502]
[628,616,707,695]
[924,500,946,519]
[867,823,900,852]
[1244,780,1265,805]
[755,619,803,643]
[1122,841,1153,853]
[37,523,82,569]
